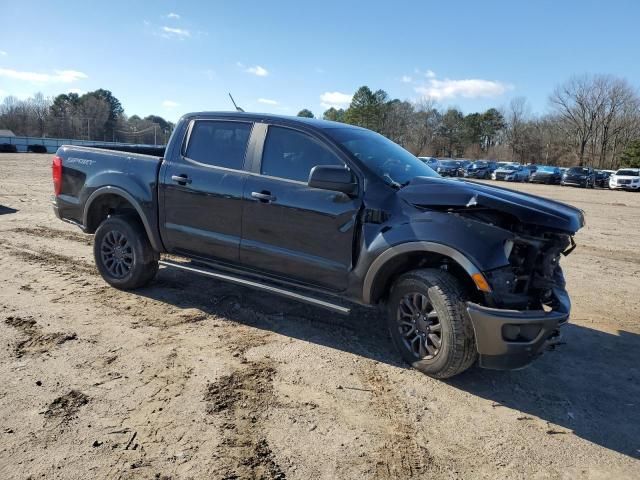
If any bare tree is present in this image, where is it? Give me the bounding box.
[549,74,610,165]
[505,97,530,161]
[30,93,51,137]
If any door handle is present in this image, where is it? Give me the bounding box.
[251,191,276,202]
[171,174,192,185]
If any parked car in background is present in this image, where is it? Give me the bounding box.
[418,156,439,170]
[595,170,612,188]
[529,166,563,184]
[456,160,472,176]
[493,164,529,182]
[464,160,498,179]
[561,166,596,188]
[436,160,464,177]
[609,168,640,190]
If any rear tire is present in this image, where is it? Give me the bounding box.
[94,215,159,289]
[387,269,477,378]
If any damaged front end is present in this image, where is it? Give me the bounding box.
[469,226,577,369]
[398,177,585,369]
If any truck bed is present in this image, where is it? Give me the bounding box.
[53,145,163,231]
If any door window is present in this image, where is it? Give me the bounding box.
[261,126,343,182]
[185,121,252,169]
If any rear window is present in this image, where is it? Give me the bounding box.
[185,120,252,169]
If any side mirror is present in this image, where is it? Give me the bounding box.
[308,165,357,195]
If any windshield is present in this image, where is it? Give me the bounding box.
[616,170,639,176]
[327,127,439,186]
[471,161,489,168]
[568,167,589,174]
[537,166,558,173]
[501,165,518,171]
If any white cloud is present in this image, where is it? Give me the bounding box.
[161,26,190,38]
[0,50,7,56]
[244,65,268,77]
[320,91,352,109]
[0,68,87,84]
[258,98,278,105]
[162,100,179,108]
[425,69,436,78]
[415,77,512,100]
[401,75,413,83]
[167,12,180,19]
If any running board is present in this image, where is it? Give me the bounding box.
[158,259,351,315]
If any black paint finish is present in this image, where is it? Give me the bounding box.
[53,112,586,299]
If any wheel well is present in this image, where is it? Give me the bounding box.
[85,193,141,233]
[369,251,480,304]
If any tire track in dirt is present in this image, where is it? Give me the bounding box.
[359,364,435,479]
[205,359,285,479]
[0,239,97,276]
[4,314,77,357]
[9,225,93,245]
[2,227,289,478]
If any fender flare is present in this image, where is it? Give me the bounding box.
[83,186,163,252]
[362,241,482,304]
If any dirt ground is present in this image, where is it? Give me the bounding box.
[0,153,638,480]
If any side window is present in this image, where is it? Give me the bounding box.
[185,121,252,169]
[261,126,344,182]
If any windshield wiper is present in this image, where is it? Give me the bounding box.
[383,174,403,189]
[382,175,412,190]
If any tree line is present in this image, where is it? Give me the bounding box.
[2,73,639,168]
[297,74,640,169]
[0,90,175,145]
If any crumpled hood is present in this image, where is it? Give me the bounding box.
[398,176,585,233]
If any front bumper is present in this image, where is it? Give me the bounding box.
[466,302,569,370]
[561,178,587,186]
[609,183,640,190]
[465,170,488,178]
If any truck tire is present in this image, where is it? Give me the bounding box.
[93,215,159,290]
[387,268,477,378]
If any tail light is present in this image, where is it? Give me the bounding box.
[52,156,62,195]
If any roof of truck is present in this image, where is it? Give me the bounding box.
[181,111,364,131]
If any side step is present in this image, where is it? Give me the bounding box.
[158,259,351,315]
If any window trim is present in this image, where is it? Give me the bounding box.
[257,123,356,185]
[180,119,254,172]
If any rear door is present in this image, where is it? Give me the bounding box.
[160,119,253,263]
[240,124,361,291]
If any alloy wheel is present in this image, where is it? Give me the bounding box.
[100,230,134,278]
[396,292,442,359]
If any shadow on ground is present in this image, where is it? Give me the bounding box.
[0,205,18,215]
[135,266,640,459]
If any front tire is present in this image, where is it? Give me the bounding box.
[387,269,477,378]
[94,215,159,289]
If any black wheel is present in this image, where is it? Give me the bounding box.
[94,215,159,289]
[387,269,477,378]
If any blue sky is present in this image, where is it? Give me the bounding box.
[1,0,639,122]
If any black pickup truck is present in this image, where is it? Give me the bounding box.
[52,112,584,378]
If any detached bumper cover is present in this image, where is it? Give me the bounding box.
[466,301,569,370]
